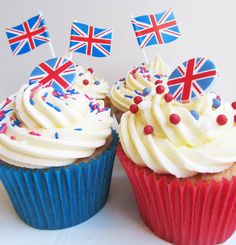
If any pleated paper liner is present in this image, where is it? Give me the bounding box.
[0,130,118,230]
[117,145,236,245]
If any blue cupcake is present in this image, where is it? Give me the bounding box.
[0,84,118,230]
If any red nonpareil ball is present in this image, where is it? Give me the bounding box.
[156,85,165,94]
[169,114,181,125]
[164,93,173,103]
[143,125,154,135]
[231,101,236,109]
[216,114,228,125]
[130,104,139,113]
[83,79,89,85]
[134,96,142,104]
[87,67,93,73]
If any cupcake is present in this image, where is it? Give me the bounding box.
[0,82,118,230]
[117,87,236,244]
[110,55,170,123]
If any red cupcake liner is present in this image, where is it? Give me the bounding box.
[117,145,236,245]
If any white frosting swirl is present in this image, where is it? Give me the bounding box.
[110,56,170,112]
[119,92,236,177]
[0,84,113,168]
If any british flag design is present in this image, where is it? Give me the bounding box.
[131,9,180,48]
[29,57,76,91]
[69,21,112,57]
[5,13,50,55]
[167,58,217,103]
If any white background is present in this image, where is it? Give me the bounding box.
[0,0,236,244]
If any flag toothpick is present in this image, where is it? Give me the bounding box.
[131,9,181,65]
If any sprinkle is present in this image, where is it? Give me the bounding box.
[29,80,36,85]
[119,78,125,82]
[125,95,133,99]
[143,88,151,96]
[164,93,173,103]
[216,115,228,126]
[134,96,142,104]
[212,98,221,109]
[79,73,84,76]
[10,136,15,140]
[29,98,35,105]
[216,95,221,100]
[143,125,154,135]
[74,128,82,131]
[44,92,49,98]
[155,80,163,85]
[234,115,236,124]
[29,131,41,136]
[87,67,93,73]
[169,114,181,125]
[11,118,21,127]
[46,102,54,108]
[190,110,199,120]
[156,85,165,94]
[83,79,89,85]
[154,74,162,79]
[54,106,61,112]
[130,104,139,114]
[0,123,7,134]
[134,90,143,96]
[55,132,59,139]
[94,80,100,85]
[231,101,236,109]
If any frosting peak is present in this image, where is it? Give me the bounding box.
[0,84,113,168]
[119,91,236,178]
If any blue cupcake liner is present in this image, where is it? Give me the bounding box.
[0,130,118,230]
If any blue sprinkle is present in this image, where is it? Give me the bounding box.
[190,110,199,120]
[44,92,49,98]
[46,102,54,108]
[74,128,82,131]
[30,98,35,105]
[154,75,161,79]
[124,95,133,99]
[79,73,84,76]
[143,88,151,96]
[212,98,221,109]
[94,80,100,85]
[134,90,142,96]
[54,106,61,112]
[29,80,36,85]
[55,132,59,139]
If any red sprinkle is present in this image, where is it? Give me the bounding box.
[169,114,181,125]
[134,96,142,104]
[83,79,89,86]
[143,125,154,135]
[155,80,162,85]
[216,95,221,100]
[0,110,5,117]
[29,131,41,136]
[216,115,228,126]
[10,136,15,140]
[234,115,236,124]
[87,68,93,73]
[164,93,173,103]
[231,101,236,109]
[129,104,139,114]
[156,85,165,94]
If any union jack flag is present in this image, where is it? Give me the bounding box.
[29,57,76,91]
[167,58,217,102]
[5,13,50,55]
[131,9,180,48]
[69,21,112,57]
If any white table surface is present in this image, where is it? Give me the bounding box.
[0,156,235,245]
